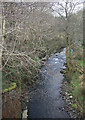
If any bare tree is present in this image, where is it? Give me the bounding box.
[52,0,83,72]
[2,2,63,91]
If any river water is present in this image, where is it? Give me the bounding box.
[28,48,70,118]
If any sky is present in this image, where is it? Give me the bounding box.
[2,0,85,3]
[52,0,83,16]
[1,0,84,12]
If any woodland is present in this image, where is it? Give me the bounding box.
[0,1,85,118]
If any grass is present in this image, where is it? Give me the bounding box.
[2,75,10,91]
[2,72,17,92]
[70,70,84,115]
[66,57,85,116]
[74,59,85,68]
[2,82,10,91]
[71,72,80,97]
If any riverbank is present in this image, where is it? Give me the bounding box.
[61,79,81,118]
[61,69,84,118]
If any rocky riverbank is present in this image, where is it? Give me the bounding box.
[61,72,83,118]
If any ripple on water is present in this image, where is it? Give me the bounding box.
[29,48,70,118]
[53,58,59,61]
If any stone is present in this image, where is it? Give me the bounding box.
[69,96,73,99]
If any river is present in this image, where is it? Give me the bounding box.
[28,48,70,118]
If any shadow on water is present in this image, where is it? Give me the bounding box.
[28,48,70,118]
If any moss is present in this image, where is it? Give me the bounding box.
[3,82,17,93]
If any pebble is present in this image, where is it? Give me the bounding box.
[61,80,81,118]
[69,96,73,99]
[22,109,28,119]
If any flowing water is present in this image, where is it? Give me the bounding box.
[28,48,70,118]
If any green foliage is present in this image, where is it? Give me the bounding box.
[2,72,10,90]
[71,72,79,87]
[2,82,10,91]
[74,59,85,68]
[72,103,77,109]
[37,64,41,69]
[69,71,85,114]
[3,82,16,93]
[34,56,39,62]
